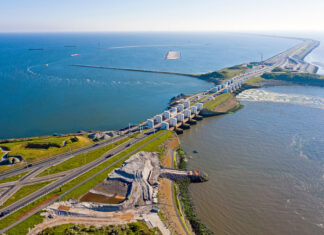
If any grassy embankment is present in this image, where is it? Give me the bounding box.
[38,221,161,235]
[245,68,324,86]
[261,72,324,86]
[0,171,30,184]
[0,180,54,210]
[244,76,266,85]
[2,131,173,235]
[37,133,138,177]
[203,93,233,111]
[0,135,94,173]
[193,65,249,84]
[175,148,212,235]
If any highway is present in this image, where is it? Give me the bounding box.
[0,130,158,225]
[0,132,134,181]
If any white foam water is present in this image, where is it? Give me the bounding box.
[237,89,324,109]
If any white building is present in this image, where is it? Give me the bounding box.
[191,106,198,114]
[161,122,169,130]
[155,115,163,123]
[184,100,190,109]
[177,104,184,112]
[197,103,203,111]
[184,109,191,118]
[177,113,184,122]
[147,119,154,129]
[163,111,171,120]
[169,117,177,127]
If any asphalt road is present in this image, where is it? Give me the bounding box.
[0,130,155,217]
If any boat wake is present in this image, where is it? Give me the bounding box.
[237,89,324,109]
[26,65,38,76]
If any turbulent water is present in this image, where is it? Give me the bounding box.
[237,88,324,109]
[0,33,298,139]
[179,86,324,235]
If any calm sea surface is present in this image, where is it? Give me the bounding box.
[179,86,324,235]
[0,33,298,139]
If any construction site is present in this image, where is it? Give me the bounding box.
[33,151,206,235]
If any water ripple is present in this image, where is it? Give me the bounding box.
[237,89,324,109]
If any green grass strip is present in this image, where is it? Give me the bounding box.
[0,180,54,209]
[2,131,173,234]
[37,134,137,177]
[245,76,266,85]
[204,93,232,111]
[0,171,30,184]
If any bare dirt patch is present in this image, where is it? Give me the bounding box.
[79,192,125,204]
[79,180,129,204]
[159,178,186,235]
[57,205,70,211]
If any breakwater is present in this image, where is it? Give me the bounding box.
[71,64,195,77]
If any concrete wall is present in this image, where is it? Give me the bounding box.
[197,103,203,111]
[169,117,177,127]
[163,111,170,119]
[147,119,154,128]
[177,113,184,122]
[184,101,190,109]
[155,115,163,123]
[191,106,198,114]
[184,109,191,118]
[177,104,184,112]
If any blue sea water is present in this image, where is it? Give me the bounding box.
[305,33,324,75]
[0,33,299,139]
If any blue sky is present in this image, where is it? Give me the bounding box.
[1,0,323,32]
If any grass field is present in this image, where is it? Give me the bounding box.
[2,131,173,235]
[37,134,138,177]
[0,180,54,209]
[203,93,232,111]
[0,135,94,174]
